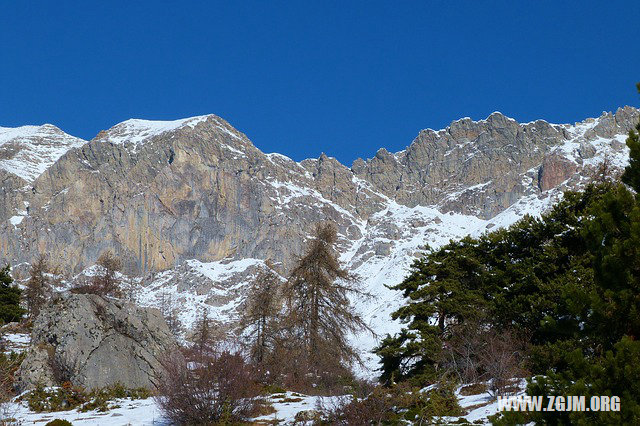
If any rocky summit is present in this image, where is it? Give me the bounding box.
[1,107,638,366]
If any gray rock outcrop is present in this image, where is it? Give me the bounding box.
[16,292,177,392]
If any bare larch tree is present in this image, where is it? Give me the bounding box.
[282,222,372,375]
[24,255,56,320]
[240,262,282,364]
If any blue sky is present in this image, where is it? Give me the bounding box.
[1,1,639,164]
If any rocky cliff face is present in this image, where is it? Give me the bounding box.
[353,107,638,218]
[2,108,637,276]
[0,124,85,233]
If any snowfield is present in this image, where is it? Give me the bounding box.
[0,124,86,183]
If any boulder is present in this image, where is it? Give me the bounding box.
[16,292,177,392]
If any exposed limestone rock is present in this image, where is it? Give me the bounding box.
[0,108,638,275]
[538,154,578,191]
[353,108,639,217]
[16,293,177,392]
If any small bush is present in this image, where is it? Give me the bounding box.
[21,383,151,413]
[459,383,488,396]
[45,420,73,426]
[156,349,264,425]
[263,384,287,394]
[316,381,464,425]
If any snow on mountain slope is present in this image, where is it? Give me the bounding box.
[135,258,273,334]
[0,124,86,183]
[94,115,216,152]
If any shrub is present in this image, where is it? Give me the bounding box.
[156,349,263,425]
[45,420,73,426]
[21,383,151,413]
[24,383,87,412]
[315,381,464,425]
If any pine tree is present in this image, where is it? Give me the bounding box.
[622,83,640,192]
[24,255,54,319]
[0,265,25,324]
[282,222,371,374]
[240,263,282,364]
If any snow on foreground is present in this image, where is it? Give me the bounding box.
[7,398,169,425]
[6,383,527,425]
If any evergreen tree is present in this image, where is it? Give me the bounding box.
[622,83,640,192]
[375,236,488,385]
[282,222,371,374]
[0,265,25,324]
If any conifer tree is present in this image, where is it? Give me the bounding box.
[0,265,25,324]
[282,222,371,374]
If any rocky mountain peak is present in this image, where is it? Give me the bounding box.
[0,105,637,284]
[92,114,253,154]
[0,124,86,183]
[353,107,639,217]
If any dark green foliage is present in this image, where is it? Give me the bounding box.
[378,100,640,423]
[0,265,26,324]
[376,181,634,378]
[621,83,640,192]
[315,381,463,424]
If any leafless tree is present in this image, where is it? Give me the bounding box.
[24,255,57,319]
[239,262,282,365]
[479,329,528,397]
[441,321,486,384]
[282,222,372,377]
[0,352,20,423]
[72,251,123,297]
[158,290,181,337]
[191,307,219,357]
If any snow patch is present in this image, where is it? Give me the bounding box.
[98,115,212,151]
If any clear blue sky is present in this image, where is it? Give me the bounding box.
[1,1,639,165]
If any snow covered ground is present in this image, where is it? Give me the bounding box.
[6,397,169,425]
[5,383,526,425]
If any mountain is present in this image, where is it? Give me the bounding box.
[0,124,86,224]
[1,107,638,369]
